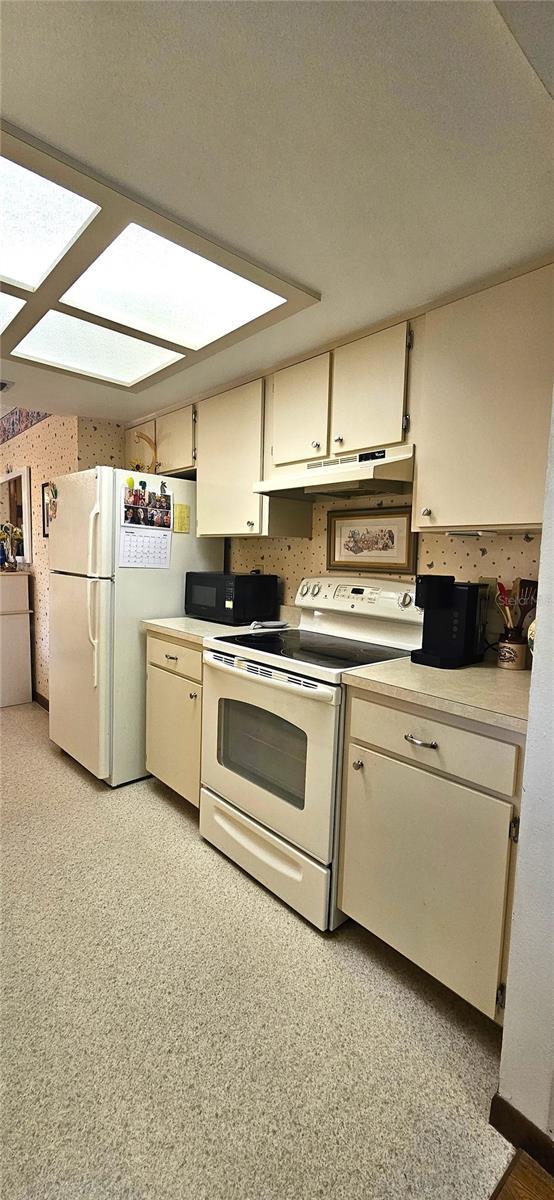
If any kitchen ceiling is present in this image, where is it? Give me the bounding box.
[0,0,552,422]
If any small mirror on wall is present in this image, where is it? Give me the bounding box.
[0,466,32,565]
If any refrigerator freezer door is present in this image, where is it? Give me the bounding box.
[49,573,112,778]
[49,467,114,577]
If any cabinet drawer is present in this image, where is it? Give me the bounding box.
[200,789,330,930]
[350,696,517,797]
[338,746,513,1018]
[147,635,202,682]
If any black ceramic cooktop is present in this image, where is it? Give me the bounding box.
[214,628,406,671]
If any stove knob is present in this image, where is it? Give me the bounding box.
[398,591,413,608]
[300,583,310,596]
[311,582,321,596]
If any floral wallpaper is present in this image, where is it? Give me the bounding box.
[230,492,541,604]
[0,411,125,699]
[0,406,50,444]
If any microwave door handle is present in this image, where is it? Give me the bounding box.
[203,651,339,705]
[87,579,99,688]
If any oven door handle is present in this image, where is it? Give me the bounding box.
[203,651,340,705]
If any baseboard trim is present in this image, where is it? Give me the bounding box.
[33,691,49,711]
[490,1093,554,1177]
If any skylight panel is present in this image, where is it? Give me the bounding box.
[11,311,184,386]
[0,157,100,291]
[61,223,286,350]
[0,293,26,333]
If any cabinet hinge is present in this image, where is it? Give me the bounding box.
[402,413,410,433]
[192,407,197,423]
[406,327,414,351]
[496,983,506,1010]
[192,448,197,462]
[509,817,520,844]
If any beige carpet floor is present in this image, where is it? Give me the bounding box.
[1,703,511,1200]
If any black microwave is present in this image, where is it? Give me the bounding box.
[185,572,280,625]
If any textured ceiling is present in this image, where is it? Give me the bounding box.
[1,0,552,421]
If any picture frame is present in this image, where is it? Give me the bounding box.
[326,507,417,575]
[41,482,50,538]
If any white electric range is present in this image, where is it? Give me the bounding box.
[200,576,423,930]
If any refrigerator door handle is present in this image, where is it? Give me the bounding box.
[87,472,101,576]
[86,579,99,688]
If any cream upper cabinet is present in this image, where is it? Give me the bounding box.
[196,380,264,536]
[331,321,408,455]
[125,420,156,471]
[270,353,331,465]
[155,407,195,474]
[412,266,554,531]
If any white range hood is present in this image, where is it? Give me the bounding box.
[254,444,414,498]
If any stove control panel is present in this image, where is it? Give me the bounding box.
[294,576,420,622]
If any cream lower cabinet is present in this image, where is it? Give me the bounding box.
[146,635,202,806]
[338,694,522,1020]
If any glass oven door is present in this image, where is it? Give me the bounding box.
[202,652,341,864]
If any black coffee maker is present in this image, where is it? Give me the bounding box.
[411,575,489,669]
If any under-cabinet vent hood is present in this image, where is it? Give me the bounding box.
[254,444,414,499]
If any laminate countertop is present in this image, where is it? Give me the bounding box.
[143,616,253,647]
[343,657,531,734]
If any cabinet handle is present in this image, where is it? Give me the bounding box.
[165,653,178,662]
[421,507,432,517]
[311,440,321,450]
[334,435,344,444]
[404,733,438,750]
[352,759,364,771]
[247,520,255,528]
[189,692,198,700]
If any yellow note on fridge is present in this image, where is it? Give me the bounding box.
[174,503,190,533]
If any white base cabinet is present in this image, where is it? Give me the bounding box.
[339,746,512,1018]
[0,574,32,708]
[145,634,202,806]
[338,690,523,1020]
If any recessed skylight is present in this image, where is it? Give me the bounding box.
[0,157,100,291]
[11,311,184,386]
[61,223,286,350]
[0,293,26,333]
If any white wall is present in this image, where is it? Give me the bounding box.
[498,397,554,1136]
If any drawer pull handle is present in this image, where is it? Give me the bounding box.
[189,692,198,700]
[352,759,364,771]
[404,733,438,750]
[165,653,178,662]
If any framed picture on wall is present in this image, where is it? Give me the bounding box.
[326,507,417,575]
[41,482,50,538]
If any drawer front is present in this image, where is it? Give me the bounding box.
[200,788,330,930]
[147,635,202,682]
[338,746,513,1018]
[350,696,517,796]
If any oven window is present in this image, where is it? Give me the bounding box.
[192,584,217,608]
[217,700,307,809]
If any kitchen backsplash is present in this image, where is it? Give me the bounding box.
[229,492,541,604]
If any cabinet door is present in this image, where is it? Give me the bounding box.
[155,407,194,474]
[413,266,554,530]
[146,665,201,806]
[125,421,156,471]
[338,746,512,1017]
[331,322,408,454]
[196,380,263,536]
[271,353,330,465]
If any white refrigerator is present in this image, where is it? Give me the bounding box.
[48,466,223,786]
